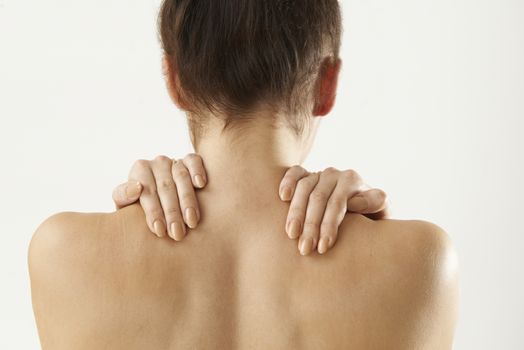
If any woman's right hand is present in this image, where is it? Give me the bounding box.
[112,154,207,241]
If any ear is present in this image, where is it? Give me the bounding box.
[313,57,342,117]
[162,56,189,110]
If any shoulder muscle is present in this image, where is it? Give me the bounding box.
[377,219,459,349]
[28,211,111,348]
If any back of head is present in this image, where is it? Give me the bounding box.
[158,0,342,137]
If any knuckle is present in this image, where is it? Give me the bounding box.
[320,221,337,235]
[173,167,190,180]
[158,179,175,190]
[148,208,165,220]
[141,184,157,195]
[328,197,347,211]
[184,153,199,162]
[310,190,329,202]
[311,172,321,183]
[303,221,320,233]
[171,159,183,169]
[299,174,317,187]
[153,155,171,164]
[133,159,149,169]
[295,178,306,190]
[163,207,181,216]
[323,167,338,175]
[342,169,359,182]
[288,208,304,220]
[290,165,305,174]
[179,192,195,204]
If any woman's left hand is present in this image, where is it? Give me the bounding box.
[279,166,390,255]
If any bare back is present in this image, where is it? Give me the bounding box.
[29,190,457,349]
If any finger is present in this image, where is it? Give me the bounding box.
[129,159,167,238]
[347,188,388,214]
[299,168,339,256]
[112,181,142,210]
[172,159,200,230]
[150,156,186,241]
[317,169,365,254]
[182,153,207,188]
[279,165,310,201]
[349,189,391,220]
[285,172,320,241]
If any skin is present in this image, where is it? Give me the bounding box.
[28,55,459,349]
[112,157,390,254]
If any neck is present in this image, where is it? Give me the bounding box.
[193,115,308,202]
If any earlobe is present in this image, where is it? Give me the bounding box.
[314,94,337,117]
[162,57,170,78]
[313,58,342,117]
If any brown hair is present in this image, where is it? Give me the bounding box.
[159,0,342,135]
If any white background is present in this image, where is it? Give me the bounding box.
[1,0,523,348]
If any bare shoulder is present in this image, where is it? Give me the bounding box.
[28,210,123,308]
[339,214,457,273]
[28,206,160,347]
[29,211,107,274]
[28,205,153,279]
[340,215,459,348]
[375,218,457,272]
[29,210,120,269]
[28,211,111,346]
[377,218,459,310]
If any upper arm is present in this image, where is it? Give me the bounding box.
[29,211,98,284]
[29,212,83,293]
[392,220,459,349]
[29,212,80,266]
[28,212,107,349]
[28,210,156,349]
[29,212,71,348]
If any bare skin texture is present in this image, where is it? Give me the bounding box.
[112,156,389,254]
[29,197,457,349]
[29,132,458,349]
[29,40,458,348]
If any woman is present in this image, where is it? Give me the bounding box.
[29,0,458,349]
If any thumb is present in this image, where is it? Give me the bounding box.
[112,181,142,209]
[347,189,388,215]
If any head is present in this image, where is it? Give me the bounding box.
[159,0,342,154]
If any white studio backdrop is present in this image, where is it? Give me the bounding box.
[1,0,523,348]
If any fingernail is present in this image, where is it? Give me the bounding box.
[350,195,368,212]
[287,219,301,239]
[194,175,205,188]
[153,220,166,238]
[280,187,292,201]
[318,237,329,254]
[173,222,186,242]
[126,182,142,198]
[299,237,313,256]
[185,207,198,229]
